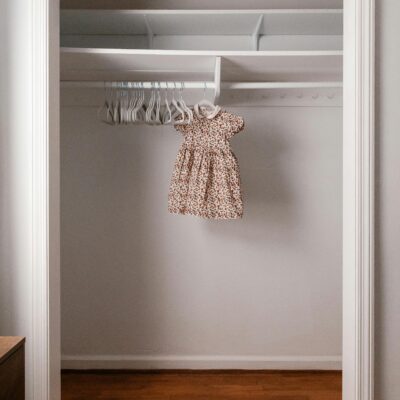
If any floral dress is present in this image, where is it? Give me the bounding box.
[168,110,244,219]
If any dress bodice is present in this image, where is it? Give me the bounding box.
[175,111,244,151]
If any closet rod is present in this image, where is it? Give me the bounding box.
[60,81,216,89]
[223,82,342,89]
[60,81,343,89]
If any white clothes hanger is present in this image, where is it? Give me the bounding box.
[171,82,186,125]
[162,82,172,125]
[112,83,121,124]
[123,83,132,124]
[153,82,162,125]
[127,83,138,124]
[139,83,147,123]
[118,83,124,124]
[178,82,193,124]
[132,83,144,123]
[120,83,129,124]
[194,82,221,119]
[150,82,161,125]
[146,83,156,124]
[98,82,114,125]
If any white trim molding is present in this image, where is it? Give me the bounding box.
[61,355,342,371]
[343,1,375,400]
[32,0,50,396]
[32,0,60,399]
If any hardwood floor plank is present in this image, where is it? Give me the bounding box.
[61,370,342,400]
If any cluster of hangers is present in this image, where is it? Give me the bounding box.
[97,82,219,126]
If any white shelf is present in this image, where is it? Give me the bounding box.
[61,48,342,83]
[61,9,342,37]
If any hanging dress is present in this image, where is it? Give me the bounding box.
[168,110,245,219]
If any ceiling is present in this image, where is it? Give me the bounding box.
[61,0,343,10]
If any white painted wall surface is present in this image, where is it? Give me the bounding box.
[0,0,34,397]
[60,0,342,10]
[375,1,400,398]
[60,103,342,369]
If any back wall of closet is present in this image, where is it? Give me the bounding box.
[60,98,342,370]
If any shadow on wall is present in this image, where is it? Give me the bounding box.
[204,118,295,241]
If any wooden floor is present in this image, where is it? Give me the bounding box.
[61,370,342,400]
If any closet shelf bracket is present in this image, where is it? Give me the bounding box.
[143,15,154,49]
[252,15,264,51]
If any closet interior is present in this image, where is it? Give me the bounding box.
[60,3,343,398]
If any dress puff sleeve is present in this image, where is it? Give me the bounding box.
[225,113,245,139]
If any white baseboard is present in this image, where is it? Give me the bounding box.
[61,354,342,370]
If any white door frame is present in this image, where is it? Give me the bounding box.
[30,1,375,399]
[342,1,375,399]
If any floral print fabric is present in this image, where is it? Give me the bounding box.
[168,110,245,219]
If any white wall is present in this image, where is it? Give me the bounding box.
[0,0,34,397]
[375,1,400,398]
[60,0,342,10]
[60,101,342,369]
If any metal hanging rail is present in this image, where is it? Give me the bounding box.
[60,81,343,89]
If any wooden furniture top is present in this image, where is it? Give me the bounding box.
[0,337,25,363]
